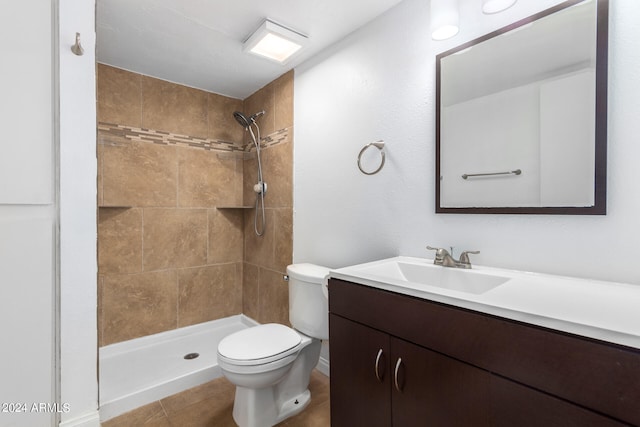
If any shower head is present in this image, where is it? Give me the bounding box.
[233,111,251,129]
[233,110,266,129]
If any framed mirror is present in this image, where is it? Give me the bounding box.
[436,0,608,214]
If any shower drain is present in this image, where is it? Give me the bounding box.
[183,352,200,360]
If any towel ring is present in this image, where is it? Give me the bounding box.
[357,140,385,175]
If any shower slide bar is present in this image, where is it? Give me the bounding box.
[461,169,522,180]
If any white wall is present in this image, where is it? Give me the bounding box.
[59,0,99,426]
[294,0,640,285]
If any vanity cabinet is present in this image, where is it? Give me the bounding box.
[329,278,639,427]
[330,314,490,426]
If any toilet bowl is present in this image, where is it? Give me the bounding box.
[217,263,330,427]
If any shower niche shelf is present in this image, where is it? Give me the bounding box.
[99,205,132,209]
[216,206,254,209]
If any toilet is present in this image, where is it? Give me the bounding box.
[217,263,330,427]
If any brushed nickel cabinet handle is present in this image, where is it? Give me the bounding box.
[374,349,384,382]
[394,357,403,392]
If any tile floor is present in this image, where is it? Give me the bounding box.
[101,370,330,427]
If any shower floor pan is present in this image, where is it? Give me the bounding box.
[99,315,256,422]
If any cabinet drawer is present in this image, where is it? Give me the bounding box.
[329,278,640,426]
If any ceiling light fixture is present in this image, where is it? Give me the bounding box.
[243,19,308,64]
[431,0,460,41]
[482,0,518,14]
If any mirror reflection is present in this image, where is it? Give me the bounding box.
[436,0,607,214]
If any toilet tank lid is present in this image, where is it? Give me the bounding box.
[286,263,331,282]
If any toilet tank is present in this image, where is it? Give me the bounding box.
[287,263,330,340]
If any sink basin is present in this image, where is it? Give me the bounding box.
[350,259,510,295]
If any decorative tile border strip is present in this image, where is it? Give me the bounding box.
[263,128,289,149]
[97,122,291,153]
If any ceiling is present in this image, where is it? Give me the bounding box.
[441,0,597,106]
[96,0,404,100]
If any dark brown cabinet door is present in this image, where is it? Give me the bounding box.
[330,315,492,427]
[391,337,491,427]
[330,314,391,427]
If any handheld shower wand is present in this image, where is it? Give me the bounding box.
[233,110,267,236]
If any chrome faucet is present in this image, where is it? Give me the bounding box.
[426,246,480,269]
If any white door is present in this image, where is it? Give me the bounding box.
[0,1,57,426]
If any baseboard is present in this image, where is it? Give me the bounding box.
[316,355,330,377]
[59,411,100,427]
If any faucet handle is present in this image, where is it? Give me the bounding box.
[426,246,450,264]
[458,250,480,266]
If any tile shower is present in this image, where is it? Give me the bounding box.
[96,64,294,418]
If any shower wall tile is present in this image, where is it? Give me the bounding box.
[243,208,275,268]
[241,263,291,326]
[240,70,294,325]
[102,270,178,345]
[97,63,142,127]
[242,192,292,273]
[273,208,293,273]
[178,148,240,208]
[98,207,143,274]
[243,153,258,207]
[208,209,243,264]
[143,208,208,271]
[101,140,177,207]
[257,267,289,325]
[177,263,241,327]
[241,129,292,207]
[208,92,244,144]
[244,82,276,137]
[263,141,293,208]
[274,71,294,131]
[242,262,259,321]
[142,76,208,138]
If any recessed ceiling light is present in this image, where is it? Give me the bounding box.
[243,19,308,64]
[431,0,460,41]
[482,0,518,14]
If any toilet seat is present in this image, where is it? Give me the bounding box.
[218,323,302,367]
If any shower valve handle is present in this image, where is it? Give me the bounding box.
[253,182,267,195]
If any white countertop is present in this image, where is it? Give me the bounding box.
[330,256,640,350]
